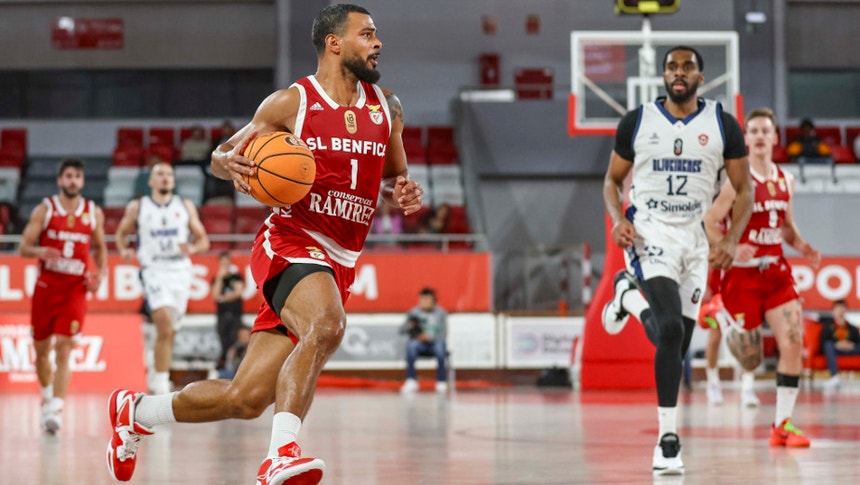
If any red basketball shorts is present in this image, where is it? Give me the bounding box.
[720,257,798,330]
[249,231,355,343]
[30,277,88,341]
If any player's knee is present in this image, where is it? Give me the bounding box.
[657,316,685,347]
[304,311,346,353]
[739,351,762,371]
[225,385,273,419]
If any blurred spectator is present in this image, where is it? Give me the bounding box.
[371,202,404,246]
[211,252,246,371]
[400,287,448,393]
[212,120,237,149]
[180,125,211,163]
[786,118,832,164]
[853,134,860,161]
[219,326,251,379]
[133,153,165,199]
[819,299,860,393]
[421,203,451,234]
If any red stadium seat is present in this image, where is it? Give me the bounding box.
[1,128,27,155]
[117,127,144,148]
[146,144,175,164]
[234,206,271,235]
[0,149,24,168]
[816,126,842,147]
[831,145,856,164]
[445,206,470,234]
[203,221,234,251]
[402,125,424,149]
[112,146,144,167]
[403,206,432,234]
[148,127,176,148]
[426,126,458,165]
[846,126,860,153]
[784,126,801,145]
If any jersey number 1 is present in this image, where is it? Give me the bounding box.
[350,159,358,190]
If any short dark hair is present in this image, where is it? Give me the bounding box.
[311,4,371,55]
[419,287,436,298]
[833,299,847,308]
[800,118,815,129]
[663,45,704,72]
[218,251,231,259]
[57,158,85,177]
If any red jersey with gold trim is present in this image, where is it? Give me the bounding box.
[737,165,792,258]
[37,195,96,285]
[261,75,391,268]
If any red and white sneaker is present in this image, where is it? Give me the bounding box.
[106,389,154,482]
[769,418,811,447]
[256,442,325,485]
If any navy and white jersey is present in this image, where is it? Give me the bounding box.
[615,97,747,225]
[136,195,191,271]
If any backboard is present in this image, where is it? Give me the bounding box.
[569,23,740,137]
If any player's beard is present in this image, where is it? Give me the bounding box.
[344,52,381,84]
[61,186,80,198]
[665,78,700,104]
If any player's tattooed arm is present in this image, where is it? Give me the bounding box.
[384,91,404,125]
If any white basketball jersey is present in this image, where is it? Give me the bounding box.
[629,99,727,225]
[136,195,191,270]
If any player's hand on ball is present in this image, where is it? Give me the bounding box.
[226,131,258,194]
[395,176,423,215]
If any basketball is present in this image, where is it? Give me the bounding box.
[242,131,316,206]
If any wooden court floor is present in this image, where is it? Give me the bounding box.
[3,380,860,484]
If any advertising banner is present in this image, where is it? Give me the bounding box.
[0,252,491,315]
[504,316,584,368]
[0,313,145,392]
[788,256,860,310]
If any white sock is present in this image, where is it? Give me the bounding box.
[621,290,649,320]
[658,406,677,439]
[741,371,755,392]
[41,385,53,402]
[135,392,177,429]
[52,397,64,411]
[151,372,171,394]
[706,367,720,386]
[268,412,303,457]
[775,386,799,426]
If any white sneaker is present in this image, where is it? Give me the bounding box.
[706,381,723,405]
[601,270,639,335]
[741,389,760,407]
[652,433,684,476]
[41,398,63,434]
[435,381,448,393]
[401,378,419,393]
[823,375,841,394]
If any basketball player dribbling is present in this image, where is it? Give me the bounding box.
[600,46,753,475]
[703,107,820,447]
[19,159,107,434]
[106,5,424,485]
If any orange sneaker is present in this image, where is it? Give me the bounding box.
[769,419,810,447]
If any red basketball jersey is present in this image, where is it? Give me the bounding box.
[37,195,96,284]
[264,76,391,267]
[737,165,791,258]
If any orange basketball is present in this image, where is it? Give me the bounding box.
[243,132,316,206]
